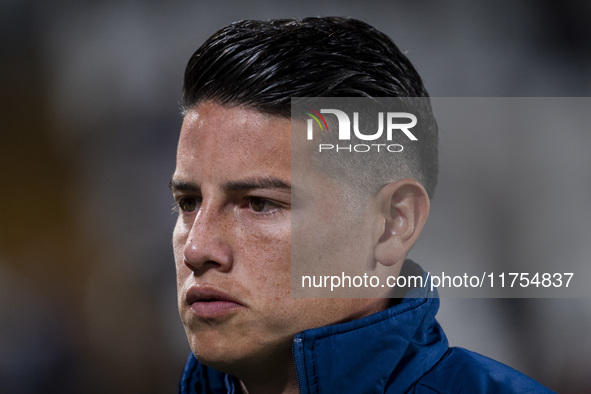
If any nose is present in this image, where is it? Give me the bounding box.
[182,207,233,274]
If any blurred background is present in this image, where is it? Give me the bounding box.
[1,0,590,392]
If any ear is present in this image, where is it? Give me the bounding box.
[374,178,430,267]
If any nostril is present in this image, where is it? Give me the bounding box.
[183,252,198,271]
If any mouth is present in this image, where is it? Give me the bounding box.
[186,286,244,319]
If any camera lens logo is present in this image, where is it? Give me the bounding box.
[303,107,329,139]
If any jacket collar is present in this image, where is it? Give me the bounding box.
[292,260,449,394]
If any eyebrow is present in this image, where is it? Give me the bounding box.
[169,179,199,192]
[169,176,291,193]
[223,176,291,192]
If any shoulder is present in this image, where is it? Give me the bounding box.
[410,347,556,393]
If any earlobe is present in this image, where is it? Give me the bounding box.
[374,179,430,267]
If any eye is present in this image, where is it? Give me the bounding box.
[249,197,269,212]
[248,197,277,212]
[177,196,199,213]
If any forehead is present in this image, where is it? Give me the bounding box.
[179,102,291,154]
[175,102,292,180]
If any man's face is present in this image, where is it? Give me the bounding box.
[172,101,386,374]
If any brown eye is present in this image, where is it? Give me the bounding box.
[249,197,267,212]
[178,197,198,212]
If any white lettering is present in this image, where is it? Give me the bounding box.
[353,112,384,140]
[386,144,403,152]
[320,109,350,139]
[387,112,418,141]
[353,144,370,152]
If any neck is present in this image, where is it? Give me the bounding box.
[224,340,298,394]
[237,361,298,394]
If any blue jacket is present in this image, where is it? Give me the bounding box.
[178,261,554,393]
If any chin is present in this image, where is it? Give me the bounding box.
[189,332,292,378]
[187,332,248,371]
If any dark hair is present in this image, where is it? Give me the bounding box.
[182,17,438,197]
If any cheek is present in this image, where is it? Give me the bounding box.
[172,221,190,278]
[236,214,290,257]
[172,216,190,253]
[238,229,291,292]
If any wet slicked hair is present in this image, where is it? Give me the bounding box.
[182,17,438,197]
